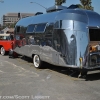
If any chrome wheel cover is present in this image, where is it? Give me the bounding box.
[1,47,5,56]
[33,55,40,68]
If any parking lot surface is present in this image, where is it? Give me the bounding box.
[0,55,100,100]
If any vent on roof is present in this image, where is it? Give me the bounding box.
[67,4,81,9]
[35,12,43,15]
[46,5,67,13]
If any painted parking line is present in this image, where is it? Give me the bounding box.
[0,60,39,77]
[5,61,39,77]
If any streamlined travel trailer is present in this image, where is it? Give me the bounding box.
[10,5,100,75]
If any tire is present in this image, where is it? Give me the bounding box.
[33,55,42,68]
[1,47,5,56]
[12,52,18,58]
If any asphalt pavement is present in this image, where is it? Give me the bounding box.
[0,55,100,100]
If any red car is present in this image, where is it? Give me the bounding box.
[0,33,14,55]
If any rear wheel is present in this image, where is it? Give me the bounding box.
[33,55,42,68]
[1,47,5,56]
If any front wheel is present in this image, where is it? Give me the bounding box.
[33,55,42,68]
[1,47,5,56]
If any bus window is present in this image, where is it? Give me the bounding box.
[26,25,35,33]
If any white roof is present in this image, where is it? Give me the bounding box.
[0,33,10,36]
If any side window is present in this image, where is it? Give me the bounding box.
[35,23,46,33]
[45,23,53,37]
[6,36,10,40]
[26,25,35,33]
[20,26,27,34]
[3,36,6,40]
[43,23,54,47]
[0,36,2,40]
[10,35,14,40]
[54,21,60,29]
[0,36,8,40]
[16,26,20,33]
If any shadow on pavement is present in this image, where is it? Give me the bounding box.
[85,72,100,81]
[19,56,100,81]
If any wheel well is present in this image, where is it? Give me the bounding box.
[32,54,35,58]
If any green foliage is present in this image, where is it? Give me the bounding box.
[55,0,66,5]
[77,4,84,9]
[5,23,16,28]
[80,0,94,10]
[55,0,93,11]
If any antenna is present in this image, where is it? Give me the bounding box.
[30,2,47,10]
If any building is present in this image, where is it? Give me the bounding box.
[2,13,35,26]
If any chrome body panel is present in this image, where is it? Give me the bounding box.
[14,8,100,69]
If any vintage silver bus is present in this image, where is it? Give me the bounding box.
[10,5,100,76]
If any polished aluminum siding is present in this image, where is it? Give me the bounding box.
[14,9,100,68]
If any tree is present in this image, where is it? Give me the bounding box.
[54,0,93,10]
[4,23,16,28]
[10,23,16,28]
[55,0,66,5]
[80,0,93,10]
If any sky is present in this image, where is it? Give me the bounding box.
[0,0,100,24]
